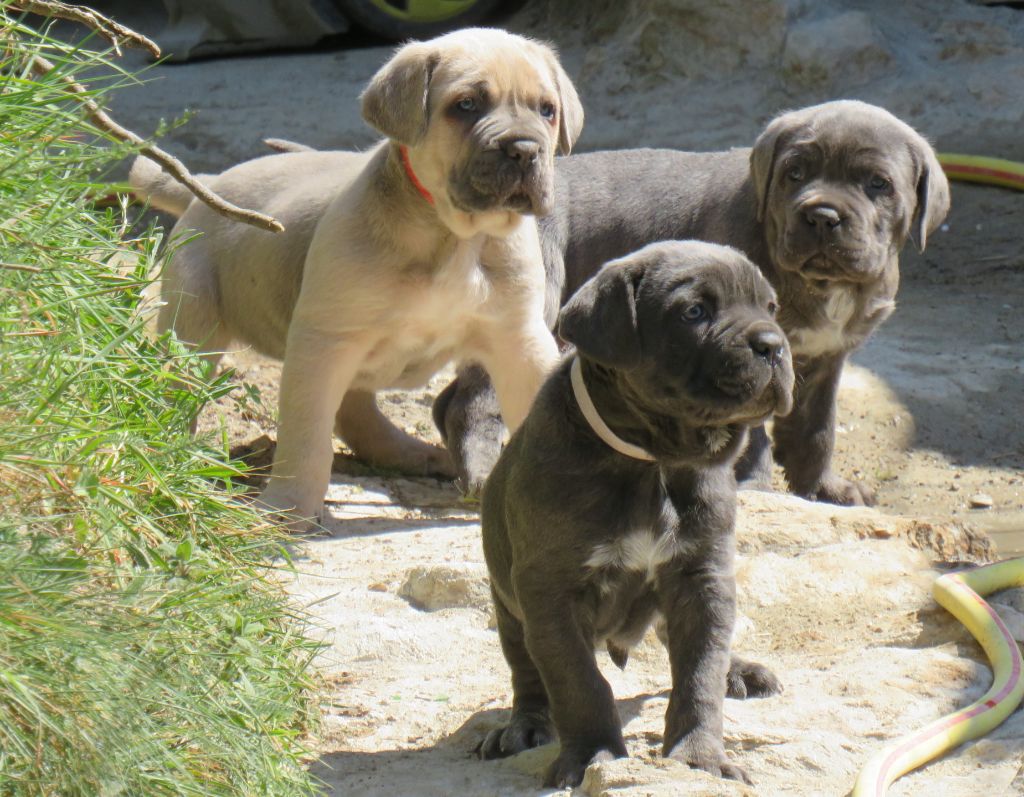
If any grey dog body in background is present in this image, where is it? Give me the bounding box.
[435,100,951,506]
[479,241,795,788]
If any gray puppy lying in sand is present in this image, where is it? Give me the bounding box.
[479,240,795,788]
[434,100,951,505]
[131,28,584,529]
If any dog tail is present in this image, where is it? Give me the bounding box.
[263,137,315,153]
[128,156,206,217]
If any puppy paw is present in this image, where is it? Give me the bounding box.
[543,744,623,789]
[727,656,782,699]
[254,488,320,534]
[813,473,876,507]
[456,474,486,502]
[667,733,751,784]
[477,710,553,760]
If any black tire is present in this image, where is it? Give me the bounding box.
[337,0,504,40]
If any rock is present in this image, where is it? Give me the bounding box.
[580,755,750,796]
[991,602,1024,643]
[782,11,894,90]
[969,492,994,509]
[735,491,994,562]
[397,564,491,612]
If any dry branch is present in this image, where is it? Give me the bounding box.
[7,0,160,57]
[11,1,285,233]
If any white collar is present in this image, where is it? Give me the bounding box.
[570,356,656,462]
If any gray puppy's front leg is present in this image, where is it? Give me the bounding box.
[657,467,749,784]
[478,592,553,759]
[657,560,749,784]
[516,578,628,788]
[773,354,875,506]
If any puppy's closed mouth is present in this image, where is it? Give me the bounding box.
[798,253,878,285]
[504,190,535,213]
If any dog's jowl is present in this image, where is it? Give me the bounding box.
[130,28,584,529]
[479,241,795,788]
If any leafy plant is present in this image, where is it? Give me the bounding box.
[0,6,320,795]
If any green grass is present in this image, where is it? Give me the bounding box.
[0,7,320,795]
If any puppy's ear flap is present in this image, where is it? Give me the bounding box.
[749,111,795,223]
[557,258,644,369]
[361,42,440,146]
[536,43,584,155]
[910,143,951,252]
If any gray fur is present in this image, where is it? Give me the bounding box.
[479,241,794,788]
[435,100,951,505]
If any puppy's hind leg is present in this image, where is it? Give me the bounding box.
[335,390,457,479]
[479,594,553,760]
[432,364,506,497]
[155,258,231,433]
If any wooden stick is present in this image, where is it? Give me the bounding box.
[11,1,285,233]
[27,53,284,232]
[7,0,160,57]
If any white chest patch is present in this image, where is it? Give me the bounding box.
[356,239,491,388]
[788,286,859,358]
[585,528,684,582]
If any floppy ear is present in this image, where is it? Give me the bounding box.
[536,43,584,155]
[557,258,644,369]
[749,111,796,223]
[910,143,951,252]
[360,41,440,146]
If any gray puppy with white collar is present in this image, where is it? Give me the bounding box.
[478,241,795,788]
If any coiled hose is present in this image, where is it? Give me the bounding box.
[852,558,1024,796]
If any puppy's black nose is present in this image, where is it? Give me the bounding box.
[749,328,785,367]
[501,138,540,165]
[804,204,843,231]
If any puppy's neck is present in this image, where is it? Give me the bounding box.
[574,358,745,467]
[391,142,525,240]
[374,144,453,246]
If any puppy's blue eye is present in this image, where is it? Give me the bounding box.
[768,301,778,316]
[682,304,707,322]
[539,102,556,120]
[787,165,804,182]
[869,175,891,191]
[456,97,477,113]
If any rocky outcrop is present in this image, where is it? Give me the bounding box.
[511,0,1024,157]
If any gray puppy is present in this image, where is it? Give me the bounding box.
[479,241,795,788]
[435,100,951,505]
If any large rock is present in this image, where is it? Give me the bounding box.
[782,11,894,91]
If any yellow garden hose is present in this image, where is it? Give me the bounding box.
[852,557,1024,796]
[938,153,1024,191]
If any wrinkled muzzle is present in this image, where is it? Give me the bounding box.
[448,134,554,216]
[703,318,795,422]
[776,195,891,284]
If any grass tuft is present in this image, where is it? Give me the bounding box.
[0,7,320,795]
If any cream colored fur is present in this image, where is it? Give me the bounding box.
[131,28,583,529]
